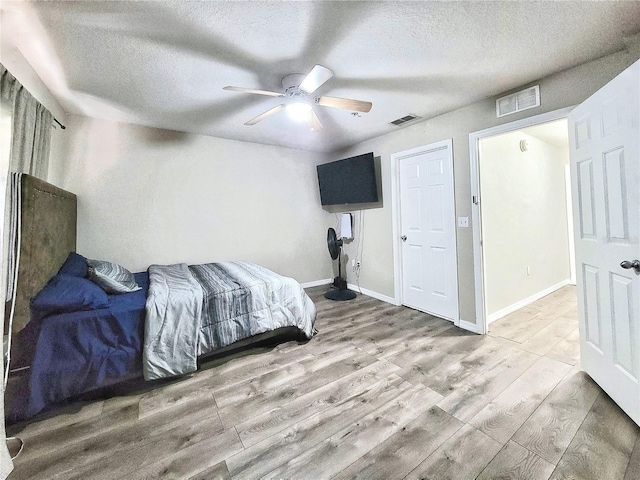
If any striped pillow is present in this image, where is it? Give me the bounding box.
[87,259,141,294]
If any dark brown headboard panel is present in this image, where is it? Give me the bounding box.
[12,175,77,333]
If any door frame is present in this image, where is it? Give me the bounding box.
[390,138,460,326]
[564,164,577,285]
[469,106,575,334]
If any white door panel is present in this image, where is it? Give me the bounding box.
[569,60,640,425]
[399,140,459,323]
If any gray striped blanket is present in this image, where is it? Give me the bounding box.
[143,262,316,380]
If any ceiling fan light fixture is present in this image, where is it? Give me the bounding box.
[286,102,312,121]
[225,65,370,128]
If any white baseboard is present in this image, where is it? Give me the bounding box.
[301,279,398,306]
[487,279,571,324]
[347,283,399,305]
[300,279,332,288]
[459,319,482,334]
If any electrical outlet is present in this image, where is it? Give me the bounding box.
[351,259,355,267]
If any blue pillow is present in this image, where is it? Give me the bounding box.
[57,252,88,278]
[31,274,109,318]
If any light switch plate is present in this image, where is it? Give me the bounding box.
[458,217,469,228]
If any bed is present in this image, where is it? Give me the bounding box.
[7,176,316,421]
[12,256,316,421]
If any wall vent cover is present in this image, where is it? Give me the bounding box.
[391,113,421,126]
[496,85,540,117]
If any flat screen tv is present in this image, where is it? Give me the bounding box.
[317,152,378,206]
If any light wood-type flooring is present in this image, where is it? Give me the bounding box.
[7,285,640,479]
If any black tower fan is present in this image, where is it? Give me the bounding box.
[324,228,357,301]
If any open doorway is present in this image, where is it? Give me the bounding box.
[482,120,574,319]
[477,119,578,357]
[470,106,579,345]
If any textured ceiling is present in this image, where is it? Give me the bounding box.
[3,1,640,153]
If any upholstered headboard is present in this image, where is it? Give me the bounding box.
[11,175,77,333]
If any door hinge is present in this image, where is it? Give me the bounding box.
[472,195,480,205]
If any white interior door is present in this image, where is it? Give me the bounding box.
[569,60,640,425]
[398,139,459,323]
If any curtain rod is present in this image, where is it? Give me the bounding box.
[54,118,66,130]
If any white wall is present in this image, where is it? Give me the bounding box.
[480,131,570,315]
[54,115,334,283]
[331,49,637,324]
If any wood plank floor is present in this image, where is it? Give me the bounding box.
[7,285,640,479]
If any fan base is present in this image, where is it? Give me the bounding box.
[324,289,357,301]
[332,276,348,290]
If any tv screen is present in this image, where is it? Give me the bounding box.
[317,152,378,206]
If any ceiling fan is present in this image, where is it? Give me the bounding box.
[223,65,372,132]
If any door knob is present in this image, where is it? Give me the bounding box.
[401,235,407,242]
[620,260,640,274]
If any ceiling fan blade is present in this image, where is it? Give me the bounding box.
[244,105,285,125]
[299,65,334,94]
[306,110,324,132]
[317,96,372,113]
[224,86,284,97]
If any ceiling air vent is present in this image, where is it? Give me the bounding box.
[391,113,421,126]
[496,85,540,118]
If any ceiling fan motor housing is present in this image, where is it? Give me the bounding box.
[282,74,307,96]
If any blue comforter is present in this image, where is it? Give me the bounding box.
[12,273,149,421]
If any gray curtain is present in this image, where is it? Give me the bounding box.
[1,65,52,177]
[0,64,54,479]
